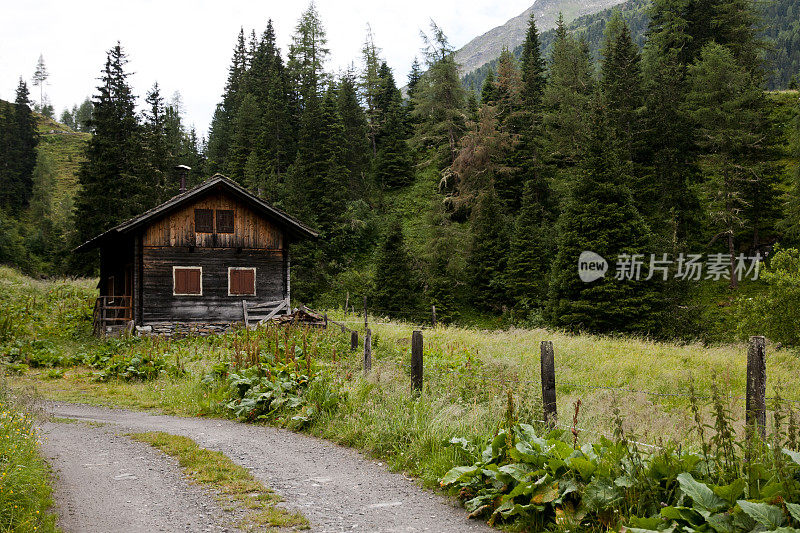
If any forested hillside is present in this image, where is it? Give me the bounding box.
[463,0,800,92]
[1,0,799,343]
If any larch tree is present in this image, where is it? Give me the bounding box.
[412,21,466,169]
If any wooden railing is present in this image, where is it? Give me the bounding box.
[93,296,133,335]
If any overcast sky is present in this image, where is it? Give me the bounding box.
[0,0,533,137]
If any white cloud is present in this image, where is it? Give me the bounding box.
[0,0,533,137]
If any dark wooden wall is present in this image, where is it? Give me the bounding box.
[141,247,287,323]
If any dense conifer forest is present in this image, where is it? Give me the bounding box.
[1,0,799,341]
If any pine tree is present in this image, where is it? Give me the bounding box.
[373,63,413,189]
[287,2,330,105]
[507,180,553,311]
[546,105,659,333]
[688,42,781,288]
[207,28,248,174]
[72,43,143,273]
[480,69,497,105]
[520,14,547,111]
[0,79,38,214]
[373,220,419,318]
[467,186,509,309]
[337,69,371,196]
[412,21,466,169]
[541,18,595,169]
[600,11,643,169]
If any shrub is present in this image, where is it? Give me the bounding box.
[736,247,800,346]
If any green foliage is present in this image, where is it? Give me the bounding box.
[547,106,661,334]
[0,80,38,215]
[373,221,419,319]
[736,247,800,346]
[442,419,800,531]
[0,384,58,532]
[467,187,509,310]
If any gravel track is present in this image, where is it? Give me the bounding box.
[42,402,492,532]
[40,420,235,532]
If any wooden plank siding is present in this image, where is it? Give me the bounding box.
[143,191,283,249]
[141,247,286,323]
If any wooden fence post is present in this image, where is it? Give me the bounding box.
[540,341,557,427]
[364,328,372,373]
[323,313,328,329]
[350,330,358,351]
[746,336,767,441]
[363,296,368,330]
[431,305,437,327]
[411,330,423,393]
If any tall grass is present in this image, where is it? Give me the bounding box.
[0,381,57,532]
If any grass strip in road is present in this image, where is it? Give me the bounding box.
[129,431,308,532]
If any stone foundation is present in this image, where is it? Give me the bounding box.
[137,322,239,337]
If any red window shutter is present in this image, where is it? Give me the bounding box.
[229,269,254,295]
[194,209,213,232]
[175,268,201,295]
[216,210,234,233]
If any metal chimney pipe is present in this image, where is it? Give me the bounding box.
[175,164,191,194]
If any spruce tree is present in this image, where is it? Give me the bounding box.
[688,42,781,287]
[507,180,553,311]
[73,43,143,273]
[0,79,38,215]
[600,12,644,169]
[541,18,595,170]
[520,14,547,112]
[337,70,371,196]
[373,63,413,189]
[207,28,247,174]
[546,105,659,334]
[467,186,509,309]
[412,22,466,168]
[373,220,418,318]
[480,69,497,105]
[779,97,800,244]
[141,83,170,204]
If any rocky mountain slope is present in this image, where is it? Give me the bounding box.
[454,0,628,75]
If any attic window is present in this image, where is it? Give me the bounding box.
[194,209,213,233]
[216,210,234,234]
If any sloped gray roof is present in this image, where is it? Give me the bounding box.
[74,174,318,252]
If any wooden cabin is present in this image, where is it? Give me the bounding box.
[75,175,317,335]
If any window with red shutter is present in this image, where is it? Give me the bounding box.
[228,267,255,296]
[194,209,213,232]
[174,267,202,295]
[216,210,234,233]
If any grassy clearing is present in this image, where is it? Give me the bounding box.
[4,266,800,528]
[0,381,58,533]
[128,431,308,531]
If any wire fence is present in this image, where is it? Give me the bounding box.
[311,305,793,450]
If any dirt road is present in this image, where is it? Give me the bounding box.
[41,402,492,532]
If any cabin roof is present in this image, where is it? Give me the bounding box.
[74,174,318,252]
